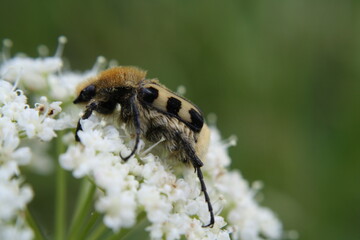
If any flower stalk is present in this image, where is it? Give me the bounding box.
[25,208,45,240]
[87,223,108,240]
[68,180,96,240]
[77,211,100,240]
[55,131,66,240]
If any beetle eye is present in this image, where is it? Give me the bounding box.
[74,85,96,104]
[82,85,96,98]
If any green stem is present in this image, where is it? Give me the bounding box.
[25,208,46,240]
[68,179,91,232]
[78,211,100,240]
[87,223,108,240]
[68,180,96,240]
[55,131,66,240]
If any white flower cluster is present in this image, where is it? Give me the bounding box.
[60,113,283,240]
[0,38,86,239]
[206,129,283,239]
[0,39,283,240]
[0,81,55,239]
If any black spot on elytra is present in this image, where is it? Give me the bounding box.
[189,108,204,130]
[140,87,159,103]
[167,97,182,115]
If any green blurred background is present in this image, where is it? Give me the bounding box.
[1,0,359,239]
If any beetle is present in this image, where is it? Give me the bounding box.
[74,66,214,227]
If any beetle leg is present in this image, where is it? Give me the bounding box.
[75,102,97,142]
[120,97,141,161]
[176,134,214,228]
[195,164,214,228]
[191,154,214,228]
[75,101,117,142]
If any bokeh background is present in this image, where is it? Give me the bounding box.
[1,0,359,239]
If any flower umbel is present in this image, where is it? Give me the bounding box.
[0,38,283,240]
